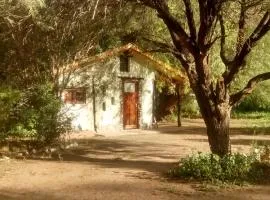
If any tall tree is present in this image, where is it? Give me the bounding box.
[129,0,270,156]
[0,0,121,91]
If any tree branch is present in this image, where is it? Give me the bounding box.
[141,37,194,77]
[92,0,101,20]
[218,13,231,66]
[140,37,176,53]
[235,1,247,54]
[174,53,198,87]
[134,0,167,10]
[136,0,197,55]
[182,0,197,41]
[204,35,222,51]
[197,0,222,52]
[225,11,270,85]
[230,72,270,105]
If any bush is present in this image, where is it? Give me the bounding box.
[0,86,22,139]
[0,84,71,144]
[161,92,201,122]
[235,82,270,112]
[168,152,267,184]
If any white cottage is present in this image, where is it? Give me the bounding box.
[61,44,184,132]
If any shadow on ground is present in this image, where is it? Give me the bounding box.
[0,191,62,200]
[29,121,270,175]
[30,137,183,175]
[60,150,177,174]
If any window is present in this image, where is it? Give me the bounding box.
[64,88,86,104]
[120,55,130,72]
[101,85,106,96]
[102,102,106,111]
[111,97,115,105]
[124,82,136,93]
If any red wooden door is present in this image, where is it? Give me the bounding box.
[123,82,138,129]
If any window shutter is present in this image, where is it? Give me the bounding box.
[120,55,130,72]
[64,88,86,104]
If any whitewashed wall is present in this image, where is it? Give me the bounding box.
[61,55,155,132]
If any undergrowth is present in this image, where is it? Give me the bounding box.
[168,148,270,185]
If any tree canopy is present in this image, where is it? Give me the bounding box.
[0,0,122,89]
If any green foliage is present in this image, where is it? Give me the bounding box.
[168,152,267,184]
[0,87,21,138]
[0,84,71,144]
[235,81,270,112]
[231,35,270,111]
[163,94,200,120]
[181,93,200,118]
[0,0,123,89]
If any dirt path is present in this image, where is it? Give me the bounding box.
[0,119,270,200]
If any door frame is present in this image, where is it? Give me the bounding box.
[121,78,141,129]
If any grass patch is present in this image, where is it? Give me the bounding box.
[231,112,270,135]
[232,111,270,120]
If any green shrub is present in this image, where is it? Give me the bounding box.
[162,93,201,122]
[0,86,22,139]
[181,93,200,118]
[0,84,71,144]
[168,152,266,184]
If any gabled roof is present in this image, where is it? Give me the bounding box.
[74,43,186,83]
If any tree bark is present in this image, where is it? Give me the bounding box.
[204,111,231,156]
[192,77,232,157]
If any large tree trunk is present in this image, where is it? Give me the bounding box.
[189,56,232,157]
[204,111,231,156]
[192,79,232,157]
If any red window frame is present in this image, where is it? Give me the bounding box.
[64,88,86,104]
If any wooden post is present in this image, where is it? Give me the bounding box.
[176,83,182,127]
[152,80,158,128]
[92,77,97,132]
